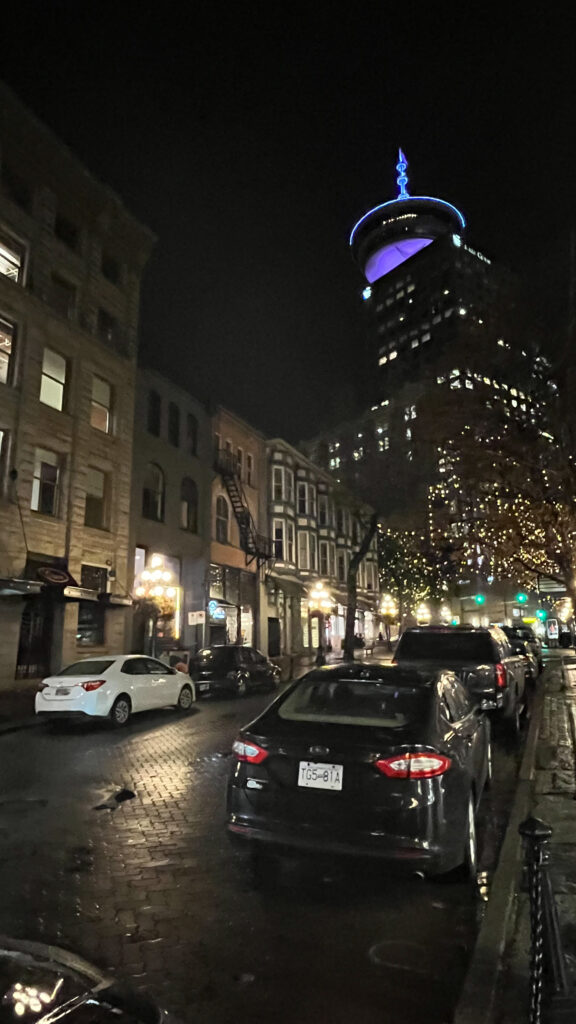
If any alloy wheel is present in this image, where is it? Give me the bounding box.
[111,697,130,727]
[466,794,477,878]
[178,685,193,710]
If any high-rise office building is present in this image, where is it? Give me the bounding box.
[308,151,531,526]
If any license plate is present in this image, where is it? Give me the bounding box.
[198,683,209,691]
[56,688,70,696]
[298,761,343,791]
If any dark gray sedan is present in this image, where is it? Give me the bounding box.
[191,645,281,697]
[227,663,491,877]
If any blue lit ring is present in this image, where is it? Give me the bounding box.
[349,196,466,246]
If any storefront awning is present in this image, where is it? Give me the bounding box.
[63,586,99,602]
[0,577,44,597]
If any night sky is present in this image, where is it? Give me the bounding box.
[3,4,575,440]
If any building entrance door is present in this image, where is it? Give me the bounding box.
[16,597,53,679]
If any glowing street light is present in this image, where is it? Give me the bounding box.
[380,593,398,618]
[416,602,431,624]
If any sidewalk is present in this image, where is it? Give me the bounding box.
[0,683,39,735]
[456,650,576,1024]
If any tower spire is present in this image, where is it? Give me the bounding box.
[396,148,409,199]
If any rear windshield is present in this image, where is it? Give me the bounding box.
[278,677,430,729]
[397,631,494,662]
[58,660,114,676]
[194,648,236,668]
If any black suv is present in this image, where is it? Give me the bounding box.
[394,625,528,731]
[191,645,281,697]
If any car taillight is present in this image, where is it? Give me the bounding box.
[81,680,106,692]
[375,751,451,778]
[495,663,507,688]
[232,738,269,764]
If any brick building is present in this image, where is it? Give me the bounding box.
[0,82,153,691]
[130,368,212,657]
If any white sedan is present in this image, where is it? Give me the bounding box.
[35,655,196,726]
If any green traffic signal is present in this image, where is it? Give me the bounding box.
[474,594,486,605]
[516,592,528,604]
[536,608,548,621]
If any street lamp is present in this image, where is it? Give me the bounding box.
[308,582,333,665]
[133,554,181,655]
[380,593,398,650]
[416,602,431,624]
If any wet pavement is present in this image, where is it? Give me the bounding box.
[0,690,524,1023]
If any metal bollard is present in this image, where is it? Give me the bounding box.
[519,817,570,1024]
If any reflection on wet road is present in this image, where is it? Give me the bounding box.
[0,691,523,1023]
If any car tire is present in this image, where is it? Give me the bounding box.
[461,792,478,880]
[176,684,194,711]
[485,738,493,790]
[110,695,131,728]
[507,698,522,737]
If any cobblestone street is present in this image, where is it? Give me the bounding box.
[0,691,522,1023]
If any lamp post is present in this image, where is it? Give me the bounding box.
[380,593,398,651]
[134,554,179,657]
[415,602,431,625]
[308,581,333,666]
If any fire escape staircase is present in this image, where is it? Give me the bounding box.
[215,451,274,569]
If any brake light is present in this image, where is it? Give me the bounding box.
[232,738,269,764]
[495,663,507,689]
[375,751,451,778]
[81,680,107,692]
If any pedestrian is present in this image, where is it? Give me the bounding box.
[315,646,326,667]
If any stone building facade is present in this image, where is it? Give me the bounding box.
[0,82,153,691]
[130,368,212,658]
[266,439,380,656]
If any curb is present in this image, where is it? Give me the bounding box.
[0,716,43,737]
[453,682,545,1024]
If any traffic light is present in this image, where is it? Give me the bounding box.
[516,592,528,604]
[536,608,548,621]
[474,594,486,605]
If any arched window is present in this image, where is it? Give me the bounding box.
[180,477,198,532]
[215,495,229,544]
[142,463,165,521]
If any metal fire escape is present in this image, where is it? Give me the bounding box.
[215,450,274,569]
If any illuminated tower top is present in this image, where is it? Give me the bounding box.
[350,149,466,283]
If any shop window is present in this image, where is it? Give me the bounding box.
[168,402,180,447]
[85,467,108,529]
[0,231,24,283]
[90,375,112,433]
[77,601,105,645]
[216,495,229,543]
[31,448,60,515]
[209,563,224,599]
[147,390,161,435]
[40,347,68,411]
[80,564,108,592]
[142,463,165,521]
[187,413,198,455]
[0,317,16,386]
[180,477,198,532]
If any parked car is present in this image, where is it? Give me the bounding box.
[191,645,281,697]
[393,625,527,732]
[227,663,491,877]
[35,655,196,726]
[500,625,543,672]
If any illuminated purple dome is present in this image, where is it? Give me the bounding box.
[350,151,466,284]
